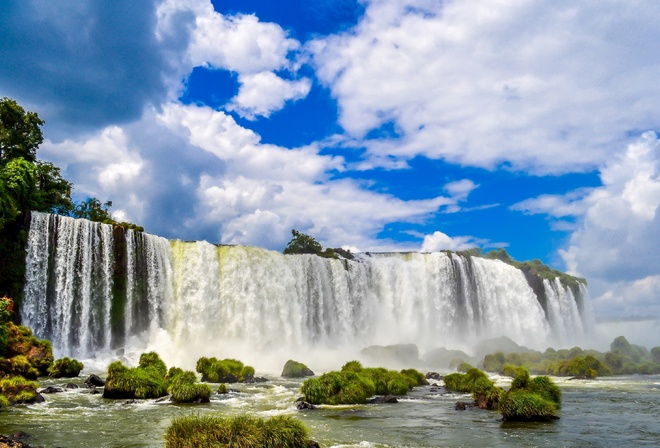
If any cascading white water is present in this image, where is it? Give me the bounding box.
[21,213,592,370]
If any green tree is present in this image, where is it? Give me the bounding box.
[283,229,324,256]
[0,98,44,165]
[72,198,114,223]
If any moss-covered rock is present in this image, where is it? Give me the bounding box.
[48,357,84,378]
[165,414,312,448]
[0,375,41,404]
[196,357,255,383]
[281,360,314,378]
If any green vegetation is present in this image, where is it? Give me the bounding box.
[196,357,255,383]
[281,359,314,378]
[300,361,424,405]
[104,353,215,402]
[0,375,40,404]
[165,414,311,448]
[443,367,504,409]
[48,357,84,378]
[301,370,376,405]
[217,383,228,394]
[0,98,142,305]
[283,229,342,259]
[482,248,586,290]
[478,336,660,377]
[499,370,561,421]
[167,370,212,403]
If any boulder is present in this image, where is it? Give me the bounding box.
[39,386,63,394]
[85,374,105,387]
[425,371,442,380]
[455,401,473,410]
[281,360,315,378]
[296,401,317,410]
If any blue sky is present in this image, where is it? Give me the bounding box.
[1,0,659,319]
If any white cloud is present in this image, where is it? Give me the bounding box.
[420,231,486,252]
[512,131,660,318]
[227,72,312,119]
[310,0,660,173]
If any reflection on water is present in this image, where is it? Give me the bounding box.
[0,374,658,447]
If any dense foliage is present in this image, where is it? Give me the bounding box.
[165,414,311,448]
[300,361,424,405]
[48,357,84,378]
[499,370,561,421]
[479,336,660,377]
[0,97,142,304]
[283,229,344,259]
[196,357,255,383]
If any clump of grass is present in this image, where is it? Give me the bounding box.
[48,357,84,378]
[301,371,376,405]
[196,357,255,383]
[164,414,311,448]
[217,383,228,394]
[167,370,212,403]
[139,351,167,377]
[499,369,561,421]
[0,394,9,409]
[103,357,169,400]
[281,360,314,378]
[0,375,40,404]
[400,368,428,387]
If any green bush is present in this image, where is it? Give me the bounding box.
[499,368,561,421]
[0,375,39,404]
[502,364,527,378]
[281,360,314,378]
[165,414,311,448]
[482,352,505,372]
[217,383,228,394]
[444,368,489,393]
[48,357,84,378]
[103,359,168,400]
[341,360,363,372]
[0,394,9,409]
[651,347,660,363]
[196,357,255,383]
[499,390,558,421]
[301,371,376,405]
[139,352,167,377]
[456,362,474,373]
[400,368,427,387]
[167,370,212,403]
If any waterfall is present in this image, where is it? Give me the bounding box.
[21,212,593,369]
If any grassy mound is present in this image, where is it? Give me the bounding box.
[281,359,314,378]
[48,357,84,378]
[499,369,561,421]
[103,352,169,399]
[444,368,503,409]
[167,370,212,403]
[165,414,311,448]
[302,370,376,405]
[196,357,255,383]
[0,375,40,404]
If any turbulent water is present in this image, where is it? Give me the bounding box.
[1,373,658,447]
[21,212,592,369]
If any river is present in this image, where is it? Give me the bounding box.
[1,371,658,447]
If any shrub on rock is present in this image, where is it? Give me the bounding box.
[301,371,376,405]
[48,357,84,378]
[167,370,212,403]
[165,414,311,448]
[196,357,255,383]
[0,376,40,404]
[103,357,168,400]
[281,360,314,378]
[499,369,561,421]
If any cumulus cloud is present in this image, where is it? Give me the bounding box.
[226,72,312,119]
[421,231,488,253]
[310,0,660,173]
[40,102,458,251]
[513,132,660,317]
